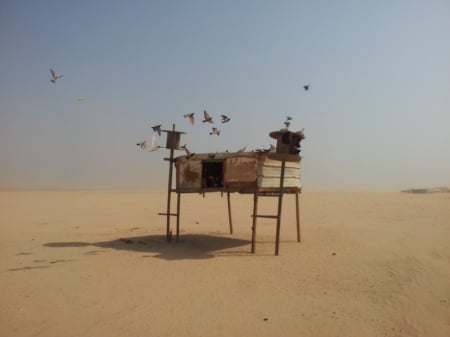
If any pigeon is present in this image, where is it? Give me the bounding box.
[183,113,195,125]
[202,110,213,123]
[149,135,160,152]
[220,115,230,123]
[180,144,195,158]
[50,69,63,83]
[151,124,162,136]
[238,146,246,152]
[210,127,220,136]
[256,144,276,153]
[303,84,309,91]
[285,116,293,121]
[136,140,147,150]
[76,96,85,103]
[284,121,290,129]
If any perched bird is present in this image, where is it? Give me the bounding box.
[202,110,213,123]
[136,140,147,150]
[50,68,63,83]
[220,115,230,123]
[210,127,220,136]
[237,146,246,152]
[303,84,309,91]
[180,144,195,158]
[76,96,85,103]
[183,113,195,125]
[256,144,276,153]
[151,124,162,136]
[149,135,160,152]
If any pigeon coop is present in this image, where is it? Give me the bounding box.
[160,128,304,255]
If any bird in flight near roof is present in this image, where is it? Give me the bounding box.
[202,110,214,123]
[180,144,195,158]
[210,127,220,136]
[151,124,162,136]
[50,68,63,83]
[136,140,147,150]
[221,115,230,123]
[149,135,160,152]
[183,113,195,125]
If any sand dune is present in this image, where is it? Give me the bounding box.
[0,189,449,337]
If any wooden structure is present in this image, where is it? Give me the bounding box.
[159,126,304,255]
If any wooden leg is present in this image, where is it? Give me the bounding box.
[176,192,181,242]
[275,160,286,255]
[295,189,301,242]
[227,191,233,234]
[251,193,258,253]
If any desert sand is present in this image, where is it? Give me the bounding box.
[0,189,449,337]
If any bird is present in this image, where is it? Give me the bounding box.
[303,84,309,91]
[136,140,147,150]
[180,144,195,158]
[50,68,63,83]
[202,110,213,123]
[183,113,195,125]
[285,116,293,121]
[220,115,230,123]
[237,146,246,152]
[151,124,162,136]
[210,127,220,136]
[284,121,290,129]
[76,96,85,103]
[149,135,160,152]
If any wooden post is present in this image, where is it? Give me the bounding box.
[251,192,258,253]
[165,124,176,242]
[295,188,301,242]
[227,191,233,234]
[176,192,181,242]
[275,159,286,255]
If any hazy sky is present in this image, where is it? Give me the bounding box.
[1,0,449,190]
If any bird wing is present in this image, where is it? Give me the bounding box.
[50,69,57,80]
[203,110,210,120]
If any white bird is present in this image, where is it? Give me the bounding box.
[221,115,230,123]
[183,113,195,125]
[50,68,63,83]
[202,110,213,123]
[210,127,220,136]
[136,140,147,150]
[149,135,160,152]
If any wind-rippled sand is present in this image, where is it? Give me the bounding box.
[0,189,449,337]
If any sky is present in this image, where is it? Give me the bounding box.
[1,0,449,190]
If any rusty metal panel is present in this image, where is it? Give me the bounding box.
[224,155,258,184]
[175,157,202,190]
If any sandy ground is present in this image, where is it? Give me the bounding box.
[0,189,449,337]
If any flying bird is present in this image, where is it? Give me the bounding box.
[149,135,160,152]
[76,96,85,103]
[136,140,147,150]
[151,124,162,136]
[303,84,309,91]
[50,68,63,83]
[183,113,195,125]
[284,121,290,129]
[210,127,220,136]
[285,116,293,121]
[220,115,230,123]
[180,144,195,158]
[202,110,213,123]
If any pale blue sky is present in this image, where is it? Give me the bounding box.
[1,0,449,189]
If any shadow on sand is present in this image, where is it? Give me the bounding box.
[44,234,252,260]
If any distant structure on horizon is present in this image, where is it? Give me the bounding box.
[401,187,450,194]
